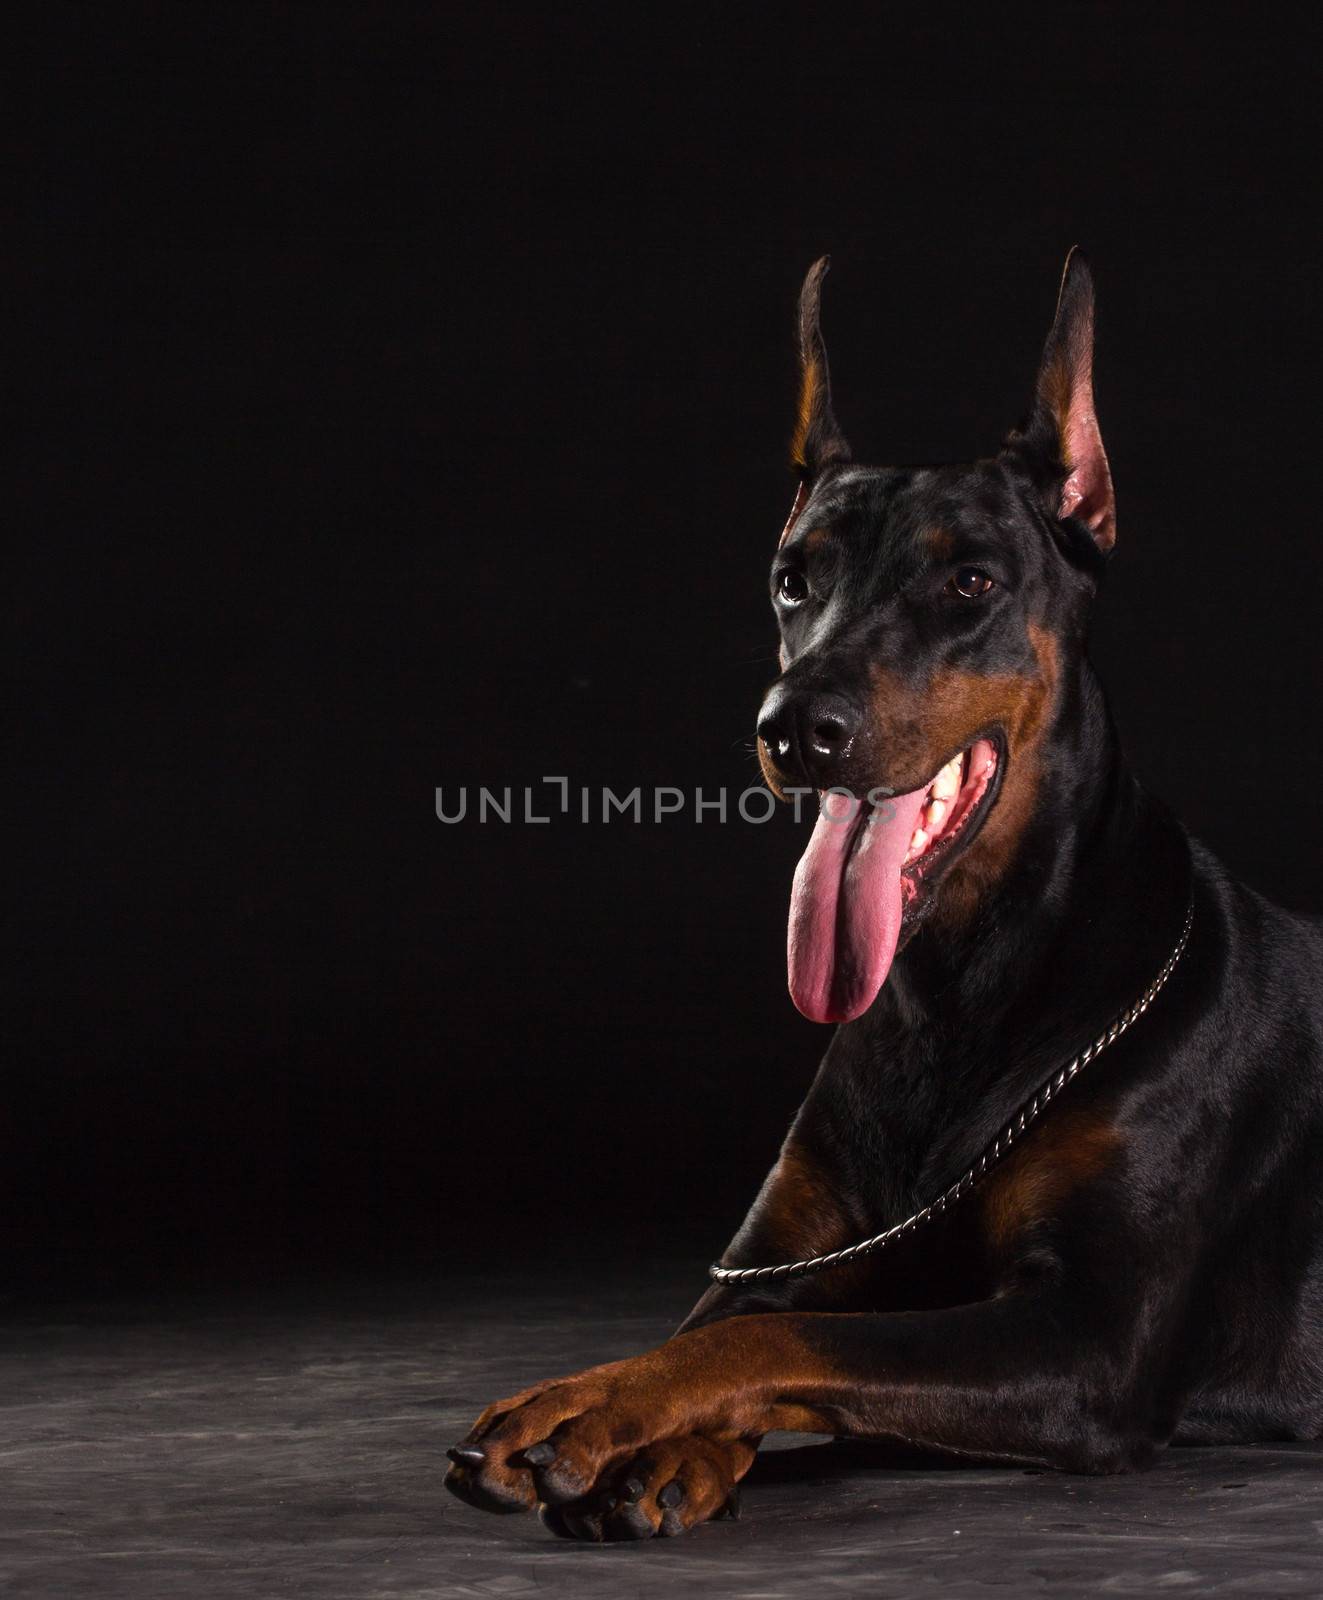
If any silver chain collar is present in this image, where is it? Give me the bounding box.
[709,899,1194,1286]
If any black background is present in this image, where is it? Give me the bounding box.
[12,6,1323,1291]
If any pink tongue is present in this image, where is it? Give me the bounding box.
[787,785,931,1024]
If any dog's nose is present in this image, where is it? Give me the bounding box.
[757,685,862,787]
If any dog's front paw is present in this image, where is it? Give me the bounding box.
[443,1346,756,1537]
[443,1376,562,1514]
[537,1433,754,1541]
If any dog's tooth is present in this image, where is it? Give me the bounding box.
[931,763,960,801]
[907,827,929,862]
[925,797,948,832]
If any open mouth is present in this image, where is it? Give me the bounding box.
[787,736,1002,1025]
[900,737,1001,897]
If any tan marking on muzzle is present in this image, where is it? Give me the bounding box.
[868,623,1061,922]
[758,735,791,799]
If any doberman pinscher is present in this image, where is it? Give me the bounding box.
[445,251,1323,1540]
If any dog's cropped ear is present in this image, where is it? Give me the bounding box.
[1006,248,1116,553]
[781,258,851,545]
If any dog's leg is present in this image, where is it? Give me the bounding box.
[444,1289,1172,1537]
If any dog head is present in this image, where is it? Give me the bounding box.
[758,252,1116,1023]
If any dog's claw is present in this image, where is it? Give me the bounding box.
[538,1503,571,1536]
[718,1484,742,1520]
[447,1445,485,1467]
[658,1479,684,1509]
[523,1440,557,1466]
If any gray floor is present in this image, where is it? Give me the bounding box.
[2,1265,1320,1597]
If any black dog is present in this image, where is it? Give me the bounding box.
[445,251,1323,1540]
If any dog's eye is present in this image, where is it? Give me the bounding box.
[777,569,809,605]
[949,567,995,599]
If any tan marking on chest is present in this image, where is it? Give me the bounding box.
[981,1109,1121,1250]
[750,1141,856,1261]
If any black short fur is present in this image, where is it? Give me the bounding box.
[445,253,1323,1541]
